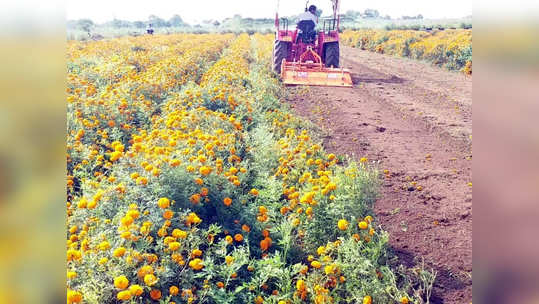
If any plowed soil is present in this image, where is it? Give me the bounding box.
[285,47,472,304]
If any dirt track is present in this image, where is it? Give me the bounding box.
[285,46,472,304]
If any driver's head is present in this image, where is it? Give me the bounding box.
[308,5,317,14]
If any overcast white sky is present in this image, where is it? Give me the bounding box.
[66,0,472,23]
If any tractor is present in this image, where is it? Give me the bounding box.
[272,0,352,87]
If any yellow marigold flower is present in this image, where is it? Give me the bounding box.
[165,285,178,296]
[296,279,306,291]
[144,273,158,286]
[98,241,110,251]
[121,215,133,226]
[189,258,204,270]
[110,151,122,162]
[169,242,181,251]
[172,229,188,239]
[311,261,322,269]
[199,166,212,176]
[192,249,202,257]
[129,284,143,296]
[87,199,98,209]
[127,209,140,219]
[360,157,368,163]
[116,290,131,301]
[77,198,87,209]
[113,247,126,257]
[317,246,326,256]
[250,188,259,196]
[364,215,373,223]
[67,290,82,303]
[225,255,234,265]
[137,265,153,278]
[400,297,409,304]
[358,221,368,230]
[67,271,77,280]
[363,295,372,304]
[157,197,170,209]
[114,275,129,289]
[67,249,82,261]
[186,212,202,225]
[98,257,108,265]
[324,264,335,275]
[254,295,263,304]
[136,176,148,185]
[338,219,349,230]
[69,225,78,234]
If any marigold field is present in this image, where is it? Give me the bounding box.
[341,29,472,74]
[66,33,434,304]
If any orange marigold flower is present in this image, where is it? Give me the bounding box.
[234,234,243,242]
[150,289,162,300]
[223,197,232,206]
[163,210,174,219]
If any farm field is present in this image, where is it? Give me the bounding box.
[341,29,472,74]
[66,33,436,304]
[286,46,472,303]
[66,31,471,304]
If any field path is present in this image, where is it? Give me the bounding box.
[285,46,472,304]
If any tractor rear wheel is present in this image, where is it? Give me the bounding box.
[324,42,340,68]
[272,40,289,74]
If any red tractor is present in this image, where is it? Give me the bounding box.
[272,0,352,87]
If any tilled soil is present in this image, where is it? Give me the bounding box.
[284,47,472,304]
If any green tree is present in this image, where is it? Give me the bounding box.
[76,19,94,32]
[169,14,185,27]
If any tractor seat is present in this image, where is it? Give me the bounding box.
[296,20,316,44]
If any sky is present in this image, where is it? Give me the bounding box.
[66,0,473,24]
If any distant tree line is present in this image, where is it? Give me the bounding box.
[67,14,188,32]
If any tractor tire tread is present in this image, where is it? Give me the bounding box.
[272,40,289,74]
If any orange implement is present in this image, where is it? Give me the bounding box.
[280,48,352,87]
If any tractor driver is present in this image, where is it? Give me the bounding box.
[297,5,318,26]
[296,5,318,43]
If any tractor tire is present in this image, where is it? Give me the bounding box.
[272,40,289,74]
[324,42,340,68]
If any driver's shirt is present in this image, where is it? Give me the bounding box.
[297,11,318,25]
